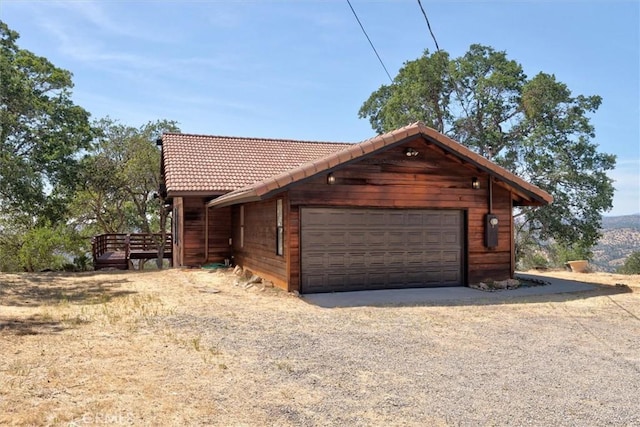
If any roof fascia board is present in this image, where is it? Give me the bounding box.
[168,191,227,198]
[206,191,261,208]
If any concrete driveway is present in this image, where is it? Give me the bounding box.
[302,273,598,308]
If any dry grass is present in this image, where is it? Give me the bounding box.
[1,268,639,426]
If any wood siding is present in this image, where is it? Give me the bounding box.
[206,206,232,263]
[182,197,206,266]
[232,198,288,288]
[172,197,183,267]
[180,140,519,291]
[286,142,514,291]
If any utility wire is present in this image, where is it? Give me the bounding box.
[416,0,440,52]
[346,0,393,83]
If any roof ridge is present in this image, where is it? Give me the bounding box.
[162,132,353,145]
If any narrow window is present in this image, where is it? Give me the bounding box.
[276,199,284,256]
[240,205,245,248]
[172,207,180,245]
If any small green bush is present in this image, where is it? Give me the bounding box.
[618,252,640,275]
[518,251,549,270]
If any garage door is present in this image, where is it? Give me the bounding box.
[300,208,464,293]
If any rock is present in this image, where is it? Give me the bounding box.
[470,282,490,291]
[246,274,261,285]
[567,260,589,273]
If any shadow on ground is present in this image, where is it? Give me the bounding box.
[0,271,135,307]
[0,314,69,336]
[302,275,634,308]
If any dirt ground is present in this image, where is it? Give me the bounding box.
[1,268,638,426]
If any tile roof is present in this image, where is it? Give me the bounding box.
[161,133,352,194]
[207,122,553,208]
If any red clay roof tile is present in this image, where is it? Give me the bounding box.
[161,133,351,194]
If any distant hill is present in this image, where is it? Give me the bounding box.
[591,214,640,272]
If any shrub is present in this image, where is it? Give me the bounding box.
[518,251,549,270]
[618,251,640,275]
[16,223,84,272]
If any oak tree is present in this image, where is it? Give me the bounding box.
[359,45,615,257]
[0,21,93,222]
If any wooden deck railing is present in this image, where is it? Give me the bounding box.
[92,233,172,270]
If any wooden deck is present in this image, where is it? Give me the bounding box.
[92,233,172,270]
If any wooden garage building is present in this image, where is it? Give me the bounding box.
[159,122,552,293]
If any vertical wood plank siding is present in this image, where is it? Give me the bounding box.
[207,205,232,263]
[182,197,206,265]
[232,198,288,288]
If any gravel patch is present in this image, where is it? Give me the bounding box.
[156,271,640,426]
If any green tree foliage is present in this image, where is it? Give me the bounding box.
[618,251,640,275]
[72,118,179,234]
[359,44,616,256]
[17,223,78,272]
[0,21,93,221]
[0,212,83,272]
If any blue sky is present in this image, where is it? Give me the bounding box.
[3,0,639,216]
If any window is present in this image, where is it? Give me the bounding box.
[172,207,180,245]
[276,199,284,256]
[240,205,245,248]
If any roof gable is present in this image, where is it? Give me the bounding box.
[207,123,553,208]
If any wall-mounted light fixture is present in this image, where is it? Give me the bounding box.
[472,177,480,190]
[404,147,419,157]
[327,173,336,185]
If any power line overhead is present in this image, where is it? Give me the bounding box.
[417,0,440,52]
[346,0,393,83]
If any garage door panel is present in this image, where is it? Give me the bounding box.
[347,253,366,268]
[304,252,326,268]
[367,232,386,247]
[423,213,443,226]
[387,252,405,267]
[368,272,388,285]
[387,270,407,284]
[424,252,443,264]
[406,251,424,265]
[387,212,407,226]
[406,232,424,245]
[366,212,387,226]
[406,271,429,284]
[406,213,425,226]
[348,232,367,246]
[328,252,351,268]
[301,208,463,293]
[442,212,461,226]
[388,231,407,246]
[369,252,386,267]
[443,232,460,245]
[442,251,460,263]
[425,232,441,244]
